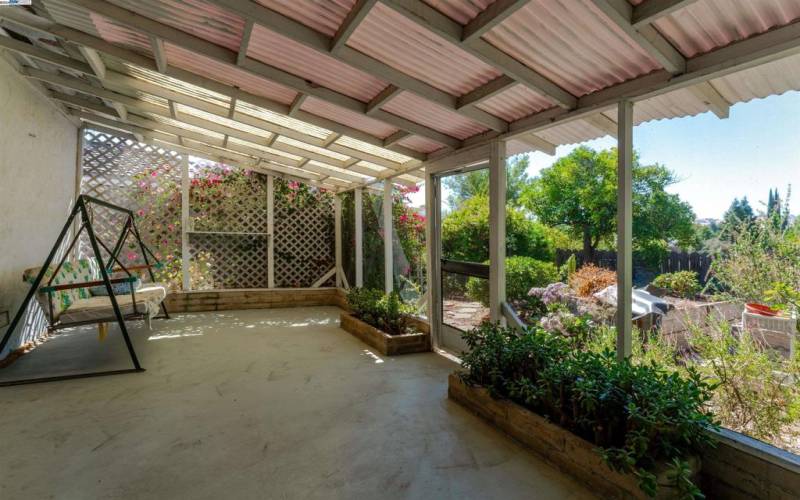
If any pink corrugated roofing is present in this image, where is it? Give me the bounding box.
[652,0,800,58]
[711,52,800,104]
[247,24,387,102]
[164,44,298,105]
[537,118,606,146]
[397,135,446,154]
[300,97,399,138]
[254,0,355,37]
[107,0,245,52]
[91,13,153,56]
[422,0,496,24]
[475,83,553,121]
[484,0,661,97]
[383,92,488,140]
[346,3,501,95]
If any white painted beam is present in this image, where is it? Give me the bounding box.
[462,0,530,43]
[616,100,633,360]
[267,174,275,288]
[148,35,167,73]
[688,82,730,119]
[237,20,254,66]
[334,195,343,288]
[331,0,377,54]
[181,154,190,290]
[383,130,409,147]
[366,85,402,115]
[355,188,364,287]
[457,75,516,109]
[632,0,698,28]
[585,113,618,137]
[383,181,393,293]
[488,140,507,323]
[77,45,105,79]
[288,93,306,116]
[517,133,556,155]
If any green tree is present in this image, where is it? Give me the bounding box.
[521,146,696,261]
[720,197,755,239]
[443,155,530,209]
[441,195,554,263]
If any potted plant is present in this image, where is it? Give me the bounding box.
[450,322,717,499]
[340,288,430,356]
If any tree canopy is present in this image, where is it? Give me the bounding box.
[520,146,696,260]
[443,154,530,209]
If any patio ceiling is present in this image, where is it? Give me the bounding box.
[1,0,799,191]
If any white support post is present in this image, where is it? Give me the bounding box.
[354,188,363,287]
[267,174,275,288]
[334,194,343,289]
[616,100,634,360]
[489,140,507,323]
[181,154,190,291]
[425,172,441,345]
[383,181,394,293]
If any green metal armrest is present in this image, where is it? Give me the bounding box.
[39,276,137,293]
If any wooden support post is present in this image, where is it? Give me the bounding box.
[267,174,275,288]
[334,194,343,288]
[181,154,190,291]
[425,172,441,346]
[616,100,634,360]
[489,140,507,323]
[354,187,363,287]
[383,181,393,293]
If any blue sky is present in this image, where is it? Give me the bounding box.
[525,91,800,219]
[417,91,800,219]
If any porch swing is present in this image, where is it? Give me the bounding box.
[0,195,170,386]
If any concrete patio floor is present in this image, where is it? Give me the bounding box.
[1,306,595,499]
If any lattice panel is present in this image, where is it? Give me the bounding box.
[189,234,268,289]
[80,129,183,285]
[188,163,270,289]
[275,182,335,288]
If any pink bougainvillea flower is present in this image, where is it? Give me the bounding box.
[127,252,138,261]
[137,209,145,217]
[167,224,174,232]
[399,214,409,223]
[150,171,158,177]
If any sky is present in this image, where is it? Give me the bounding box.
[411,90,800,220]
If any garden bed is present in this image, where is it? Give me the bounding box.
[448,374,699,499]
[339,313,430,356]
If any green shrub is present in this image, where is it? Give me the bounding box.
[346,287,413,335]
[465,256,558,306]
[460,323,717,498]
[652,271,701,298]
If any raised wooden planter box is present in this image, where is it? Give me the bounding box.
[448,373,699,499]
[339,313,430,356]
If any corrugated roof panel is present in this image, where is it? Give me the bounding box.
[43,0,101,36]
[276,136,351,162]
[627,87,711,124]
[397,135,446,154]
[711,52,800,104]
[174,104,273,137]
[145,113,225,140]
[308,160,372,179]
[537,118,606,146]
[228,137,302,161]
[652,0,800,58]
[335,136,412,163]
[421,0,496,24]
[301,96,399,138]
[484,0,660,97]
[475,84,552,121]
[247,24,387,102]
[107,0,246,52]
[108,61,232,108]
[382,92,488,140]
[164,43,298,105]
[91,14,154,55]
[235,100,332,139]
[346,3,501,95]
[355,160,390,174]
[253,0,356,37]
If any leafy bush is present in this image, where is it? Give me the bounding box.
[460,323,716,498]
[559,253,577,282]
[652,271,701,298]
[346,287,413,335]
[465,256,558,306]
[569,264,616,297]
[442,195,554,263]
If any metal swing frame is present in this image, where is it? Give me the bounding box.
[0,195,170,386]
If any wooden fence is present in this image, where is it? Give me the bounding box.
[555,249,713,283]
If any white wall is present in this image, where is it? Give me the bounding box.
[0,57,78,358]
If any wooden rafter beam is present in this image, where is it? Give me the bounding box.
[62,0,460,147]
[0,8,427,161]
[331,0,377,54]
[288,93,306,116]
[457,75,515,109]
[632,0,699,28]
[148,35,167,73]
[462,0,530,43]
[237,19,254,66]
[366,85,401,115]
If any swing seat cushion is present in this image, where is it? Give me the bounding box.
[57,282,168,324]
[23,259,101,321]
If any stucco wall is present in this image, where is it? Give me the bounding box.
[0,57,78,359]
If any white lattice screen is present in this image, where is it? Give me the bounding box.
[80,129,183,281]
[81,128,335,290]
